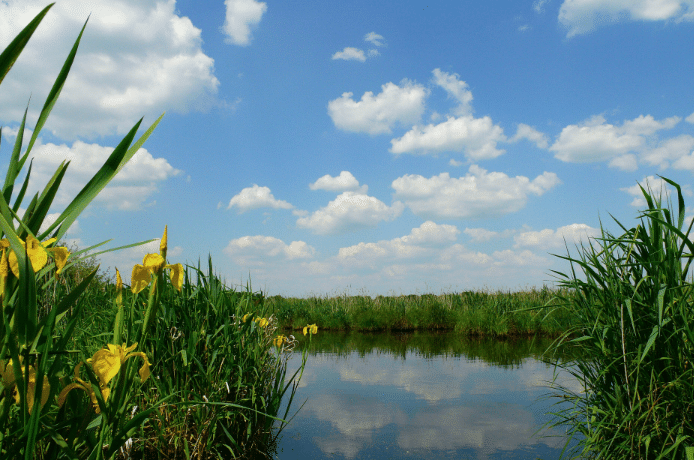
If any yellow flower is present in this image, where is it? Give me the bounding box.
[58,362,104,413]
[160,225,168,254]
[115,268,123,305]
[273,335,287,347]
[2,235,70,278]
[89,343,151,385]
[255,317,269,328]
[130,254,183,294]
[58,343,151,414]
[302,324,318,336]
[1,359,50,414]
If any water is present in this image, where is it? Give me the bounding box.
[275,331,589,460]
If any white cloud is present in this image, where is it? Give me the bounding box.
[0,0,221,140]
[364,32,385,47]
[296,191,404,235]
[391,165,561,220]
[431,68,473,116]
[559,0,693,37]
[686,112,694,124]
[511,123,549,148]
[221,0,267,46]
[514,224,600,250]
[226,184,293,213]
[328,81,428,135]
[463,227,515,243]
[336,222,459,270]
[309,171,368,194]
[390,115,507,160]
[22,140,181,211]
[549,114,679,168]
[332,47,366,62]
[533,0,550,14]
[641,134,694,170]
[223,236,315,266]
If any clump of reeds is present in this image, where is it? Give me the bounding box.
[533,176,694,459]
[266,285,583,337]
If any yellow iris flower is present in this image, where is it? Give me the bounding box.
[115,268,123,305]
[131,253,183,294]
[302,324,318,336]
[273,335,287,347]
[255,317,269,328]
[1,359,51,414]
[0,235,70,278]
[130,226,183,294]
[58,343,151,413]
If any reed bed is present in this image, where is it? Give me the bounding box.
[527,177,694,459]
[267,286,585,337]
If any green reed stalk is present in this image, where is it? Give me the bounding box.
[527,176,694,459]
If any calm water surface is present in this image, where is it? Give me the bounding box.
[275,331,589,460]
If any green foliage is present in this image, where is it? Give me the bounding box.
[529,176,694,459]
[266,286,582,337]
[0,6,307,459]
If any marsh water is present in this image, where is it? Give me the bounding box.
[275,331,589,460]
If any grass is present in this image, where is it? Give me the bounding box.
[267,285,585,338]
[529,176,694,460]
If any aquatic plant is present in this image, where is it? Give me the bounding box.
[529,176,694,459]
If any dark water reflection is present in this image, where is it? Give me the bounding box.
[276,331,588,459]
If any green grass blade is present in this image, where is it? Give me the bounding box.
[25,161,68,236]
[24,15,89,158]
[0,4,54,85]
[12,159,33,214]
[2,105,28,206]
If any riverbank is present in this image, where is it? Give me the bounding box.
[266,285,584,338]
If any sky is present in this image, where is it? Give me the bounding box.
[1,0,694,298]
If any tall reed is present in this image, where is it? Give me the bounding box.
[530,176,694,459]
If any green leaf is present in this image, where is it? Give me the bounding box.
[24,15,90,159]
[0,4,54,86]
[639,324,660,365]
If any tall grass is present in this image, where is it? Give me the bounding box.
[267,285,584,337]
[530,176,694,459]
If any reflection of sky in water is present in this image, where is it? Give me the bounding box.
[277,348,587,459]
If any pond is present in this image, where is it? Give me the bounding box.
[275,331,589,460]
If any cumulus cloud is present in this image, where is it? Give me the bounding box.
[549,114,680,168]
[391,165,561,220]
[332,47,366,61]
[221,0,267,46]
[463,227,515,243]
[0,0,220,140]
[559,0,694,37]
[310,171,368,194]
[226,184,293,213]
[514,224,600,250]
[511,123,549,148]
[336,221,460,270]
[641,135,694,170]
[223,235,315,266]
[687,112,694,124]
[328,81,428,135]
[390,115,507,160]
[432,68,473,116]
[364,32,385,47]
[296,192,404,235]
[22,140,181,211]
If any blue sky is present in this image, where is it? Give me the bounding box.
[1,0,694,297]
